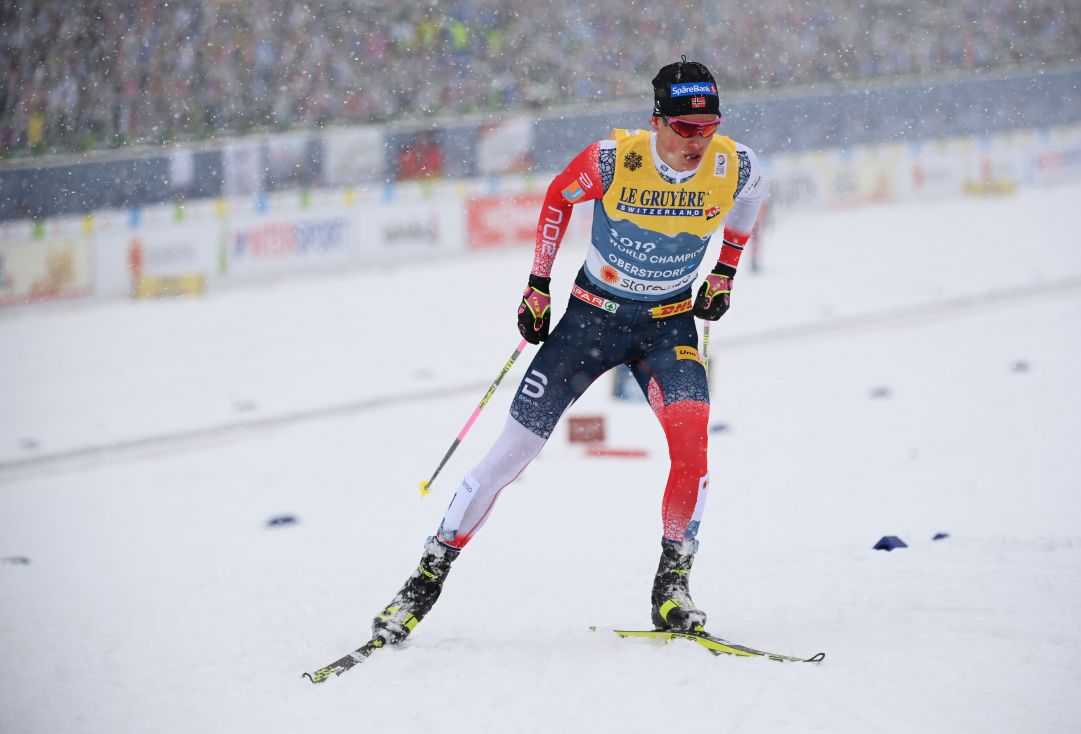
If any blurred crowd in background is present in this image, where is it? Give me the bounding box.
[2,0,1080,157]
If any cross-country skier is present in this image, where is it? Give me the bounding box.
[373,57,765,643]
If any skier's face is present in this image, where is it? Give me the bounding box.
[651,114,718,171]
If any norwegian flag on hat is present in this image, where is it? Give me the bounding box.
[691,95,706,109]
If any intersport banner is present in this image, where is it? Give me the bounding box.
[227,211,351,278]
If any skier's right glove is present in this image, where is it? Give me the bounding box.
[692,266,734,321]
[517,274,552,344]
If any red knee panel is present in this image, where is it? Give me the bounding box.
[658,399,710,541]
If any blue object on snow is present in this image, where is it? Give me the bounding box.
[869,386,892,399]
[709,422,729,434]
[266,515,298,527]
[1,556,30,565]
[611,364,647,402]
[932,532,950,541]
[873,535,908,551]
[1012,361,1030,373]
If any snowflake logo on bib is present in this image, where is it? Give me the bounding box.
[623,151,643,171]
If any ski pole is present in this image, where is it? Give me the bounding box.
[419,337,529,496]
[701,320,711,372]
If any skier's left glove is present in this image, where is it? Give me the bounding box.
[692,266,734,321]
[517,274,552,344]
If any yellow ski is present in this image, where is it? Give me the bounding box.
[303,638,385,683]
[602,628,825,663]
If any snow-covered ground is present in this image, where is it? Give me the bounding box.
[2,181,1081,733]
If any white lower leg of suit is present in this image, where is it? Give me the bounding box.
[436,415,546,547]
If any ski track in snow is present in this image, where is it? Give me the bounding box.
[2,182,1081,733]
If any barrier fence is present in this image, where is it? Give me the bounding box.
[2,123,1080,309]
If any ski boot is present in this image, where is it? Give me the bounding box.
[651,538,708,632]
[372,536,460,644]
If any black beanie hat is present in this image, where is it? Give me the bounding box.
[652,56,720,117]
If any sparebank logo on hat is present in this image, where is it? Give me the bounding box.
[670,82,717,97]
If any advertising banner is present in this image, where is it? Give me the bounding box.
[962,136,1020,195]
[131,221,221,279]
[362,198,466,261]
[226,211,351,277]
[477,117,534,176]
[323,126,385,185]
[465,188,598,251]
[906,139,965,199]
[1031,127,1081,186]
[169,149,195,190]
[0,220,34,245]
[223,140,263,196]
[466,193,545,249]
[266,133,312,189]
[821,146,902,208]
[765,153,826,213]
[126,220,221,297]
[133,274,206,299]
[0,237,92,307]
